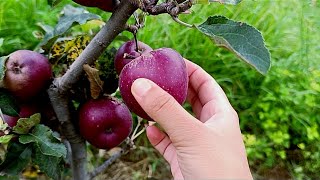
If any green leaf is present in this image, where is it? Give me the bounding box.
[13,113,41,134]
[0,89,19,116]
[32,145,63,179]
[19,124,66,158]
[0,134,14,144]
[0,142,32,175]
[0,56,8,81]
[40,5,101,52]
[37,23,54,34]
[197,15,271,75]
[208,0,241,5]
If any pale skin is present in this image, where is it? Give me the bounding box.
[131,59,253,180]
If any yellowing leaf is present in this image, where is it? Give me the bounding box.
[65,35,91,62]
[83,64,104,99]
[22,166,39,179]
[49,35,91,64]
[13,113,41,135]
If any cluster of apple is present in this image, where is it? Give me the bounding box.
[80,40,188,149]
[1,40,188,150]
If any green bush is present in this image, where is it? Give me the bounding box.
[242,56,320,179]
[0,0,60,55]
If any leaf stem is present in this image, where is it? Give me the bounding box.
[171,16,193,28]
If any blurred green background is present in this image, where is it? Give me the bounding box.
[0,0,319,179]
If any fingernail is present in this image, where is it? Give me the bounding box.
[132,78,152,97]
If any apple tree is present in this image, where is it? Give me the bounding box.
[0,0,270,179]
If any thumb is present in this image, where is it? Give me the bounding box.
[131,78,199,137]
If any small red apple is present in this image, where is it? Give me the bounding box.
[114,40,153,75]
[3,50,52,101]
[119,48,188,120]
[78,96,133,149]
[2,103,39,127]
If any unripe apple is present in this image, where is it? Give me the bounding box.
[3,103,39,127]
[114,40,153,75]
[78,96,133,149]
[2,50,52,101]
[73,0,115,12]
[119,48,188,120]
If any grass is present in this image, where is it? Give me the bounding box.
[1,0,319,179]
[0,0,59,55]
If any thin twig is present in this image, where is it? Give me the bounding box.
[132,127,146,141]
[131,117,144,140]
[171,16,193,28]
[88,149,125,179]
[88,138,135,179]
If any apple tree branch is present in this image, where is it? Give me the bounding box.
[47,1,138,180]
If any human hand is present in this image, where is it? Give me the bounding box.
[131,59,253,180]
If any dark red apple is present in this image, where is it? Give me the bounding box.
[119,48,188,120]
[78,96,133,149]
[3,103,39,127]
[3,50,52,101]
[73,0,115,12]
[114,40,153,75]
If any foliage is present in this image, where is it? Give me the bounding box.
[0,0,319,179]
[0,89,19,116]
[197,15,270,74]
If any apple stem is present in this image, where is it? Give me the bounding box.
[134,33,139,52]
[171,16,193,28]
[132,127,146,141]
[131,116,144,140]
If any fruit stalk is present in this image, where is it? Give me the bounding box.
[47,2,138,180]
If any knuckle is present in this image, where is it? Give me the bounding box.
[230,108,239,119]
[221,107,239,121]
[148,93,175,114]
[226,108,240,126]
